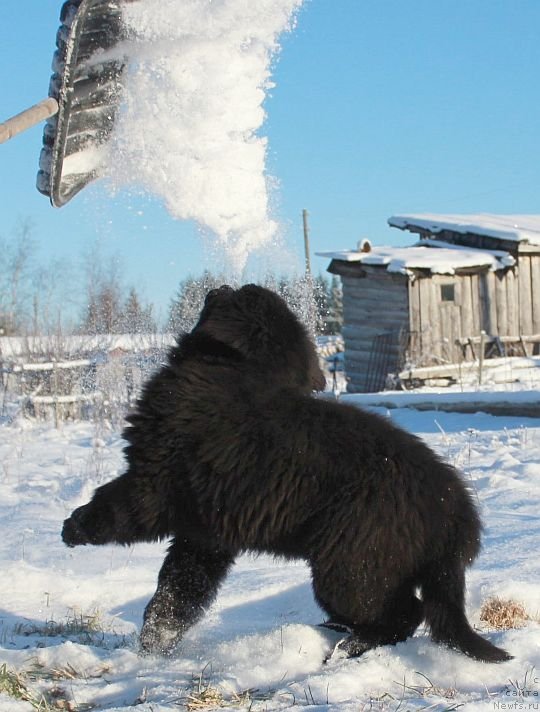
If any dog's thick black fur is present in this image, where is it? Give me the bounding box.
[62,284,511,662]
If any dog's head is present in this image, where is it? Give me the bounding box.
[192,284,326,392]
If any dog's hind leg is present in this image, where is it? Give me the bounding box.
[333,589,424,657]
[313,564,424,659]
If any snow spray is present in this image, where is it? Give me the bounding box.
[109,0,303,273]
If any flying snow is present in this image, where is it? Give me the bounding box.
[109,0,303,271]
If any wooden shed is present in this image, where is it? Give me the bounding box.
[319,214,540,393]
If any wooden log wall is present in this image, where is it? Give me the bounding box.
[518,254,540,339]
[408,275,463,364]
[412,235,540,344]
[407,259,540,363]
[340,268,409,392]
[470,260,540,339]
[332,249,540,388]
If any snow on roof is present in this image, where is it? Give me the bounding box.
[389,214,540,246]
[317,242,514,276]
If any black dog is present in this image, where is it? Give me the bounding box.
[63,284,511,662]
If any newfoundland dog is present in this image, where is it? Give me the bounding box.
[62,284,510,663]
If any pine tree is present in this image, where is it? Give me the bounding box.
[81,284,123,334]
[168,271,227,334]
[312,274,331,335]
[327,275,343,335]
[121,288,157,334]
[79,247,124,334]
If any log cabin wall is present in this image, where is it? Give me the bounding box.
[329,244,540,392]
[413,231,540,343]
[517,251,540,338]
[408,271,500,365]
[407,266,530,364]
[331,262,409,392]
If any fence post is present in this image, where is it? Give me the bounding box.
[52,360,59,428]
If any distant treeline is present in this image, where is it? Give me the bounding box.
[167,272,343,337]
[0,223,342,337]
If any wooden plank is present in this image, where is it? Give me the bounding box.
[456,333,540,345]
[343,353,373,370]
[360,266,408,281]
[328,261,367,279]
[342,303,408,318]
[426,278,442,361]
[408,279,421,334]
[415,278,432,361]
[494,271,508,335]
[342,326,397,342]
[343,345,378,360]
[486,271,498,334]
[341,278,358,324]
[518,257,533,335]
[477,273,490,332]
[343,315,408,332]
[459,275,474,340]
[406,279,420,363]
[400,354,540,381]
[439,303,462,362]
[10,358,92,372]
[432,279,445,360]
[342,301,408,318]
[344,367,371,382]
[345,341,404,358]
[432,275,464,361]
[478,272,493,333]
[437,303,452,362]
[516,245,540,255]
[345,346,379,360]
[343,290,407,309]
[344,269,407,284]
[469,273,481,335]
[506,268,519,337]
[343,285,408,304]
[531,256,540,334]
[344,367,371,381]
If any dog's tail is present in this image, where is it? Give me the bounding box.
[421,557,512,663]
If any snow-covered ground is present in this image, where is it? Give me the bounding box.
[0,404,539,711]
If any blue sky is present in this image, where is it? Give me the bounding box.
[1,0,539,314]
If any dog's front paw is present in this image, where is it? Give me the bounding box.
[139,619,182,656]
[62,506,93,547]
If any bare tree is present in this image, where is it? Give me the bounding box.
[79,244,125,334]
[31,257,77,336]
[0,221,35,334]
[78,244,157,335]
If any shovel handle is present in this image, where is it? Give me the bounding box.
[0,97,59,144]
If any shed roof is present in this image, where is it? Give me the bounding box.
[317,242,514,276]
[389,214,540,246]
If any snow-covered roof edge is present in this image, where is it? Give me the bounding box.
[316,241,515,276]
[389,214,540,246]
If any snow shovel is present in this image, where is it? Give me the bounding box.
[0,0,130,207]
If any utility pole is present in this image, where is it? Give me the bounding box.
[302,209,317,334]
[302,209,312,276]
